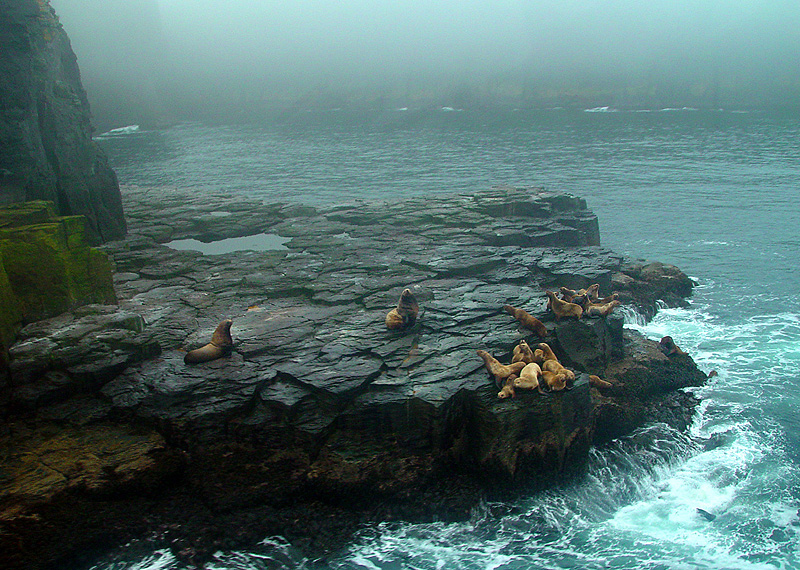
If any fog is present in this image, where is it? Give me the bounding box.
[50,0,800,127]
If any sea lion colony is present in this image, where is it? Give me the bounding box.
[184,283,671,400]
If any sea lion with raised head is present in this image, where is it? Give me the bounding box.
[659,335,686,356]
[503,304,547,337]
[545,291,583,321]
[184,319,233,364]
[513,362,542,390]
[512,339,536,364]
[477,350,526,386]
[386,288,419,330]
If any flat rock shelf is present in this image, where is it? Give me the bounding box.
[0,185,707,569]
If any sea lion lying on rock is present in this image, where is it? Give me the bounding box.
[545,291,583,320]
[503,305,547,337]
[659,335,686,356]
[589,374,613,388]
[477,350,526,387]
[584,299,621,317]
[386,288,419,330]
[540,370,569,392]
[535,342,575,389]
[513,362,542,390]
[184,319,233,364]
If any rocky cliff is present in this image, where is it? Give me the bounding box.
[0,186,708,569]
[0,0,126,242]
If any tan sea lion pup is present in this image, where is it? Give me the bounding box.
[477,350,526,386]
[386,288,419,330]
[503,305,547,337]
[585,300,621,317]
[184,319,233,364]
[512,340,536,364]
[498,374,517,399]
[545,291,583,320]
[659,335,686,356]
[513,362,542,390]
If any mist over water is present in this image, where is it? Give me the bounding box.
[85,108,800,569]
[50,0,800,128]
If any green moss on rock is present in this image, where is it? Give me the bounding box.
[0,202,116,325]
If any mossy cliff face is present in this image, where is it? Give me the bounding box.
[0,0,126,242]
[0,201,116,361]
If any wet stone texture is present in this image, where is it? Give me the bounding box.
[0,185,707,569]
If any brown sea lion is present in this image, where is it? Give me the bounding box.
[477,350,526,386]
[584,300,621,317]
[513,362,542,390]
[184,319,233,364]
[559,286,588,301]
[541,358,576,383]
[512,340,536,364]
[589,374,613,388]
[545,291,583,320]
[660,335,686,356]
[596,293,619,304]
[504,304,548,337]
[535,342,559,362]
[386,288,419,330]
[584,283,601,302]
[540,370,569,392]
[498,374,517,399]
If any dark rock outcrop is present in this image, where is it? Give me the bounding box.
[0,186,709,569]
[0,0,126,242]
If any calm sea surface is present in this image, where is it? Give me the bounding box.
[93,107,800,570]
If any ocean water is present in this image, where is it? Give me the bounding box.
[93,107,800,570]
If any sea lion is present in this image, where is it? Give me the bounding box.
[536,343,575,383]
[584,300,621,317]
[584,283,601,302]
[513,362,542,390]
[540,370,569,392]
[184,319,233,364]
[477,350,526,386]
[532,348,546,364]
[535,342,559,362]
[503,305,547,337]
[589,374,613,388]
[545,291,583,320]
[512,340,536,364]
[659,335,686,356]
[498,374,517,399]
[541,358,575,383]
[559,286,588,300]
[596,293,619,304]
[386,288,419,330]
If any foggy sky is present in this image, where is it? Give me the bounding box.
[50,0,800,126]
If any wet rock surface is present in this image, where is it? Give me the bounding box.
[0,185,708,569]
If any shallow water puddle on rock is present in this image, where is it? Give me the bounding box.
[164,233,291,255]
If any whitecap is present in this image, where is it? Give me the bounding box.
[97,124,141,138]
